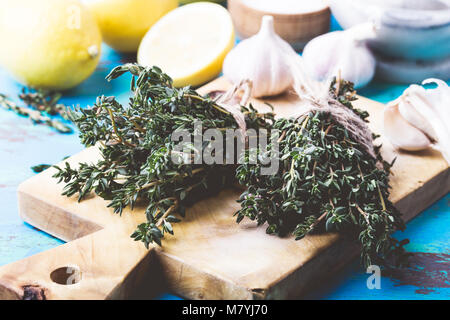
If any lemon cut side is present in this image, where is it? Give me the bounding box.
[137,2,235,87]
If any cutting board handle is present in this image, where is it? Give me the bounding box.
[0,227,164,300]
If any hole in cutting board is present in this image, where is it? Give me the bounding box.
[50,265,82,285]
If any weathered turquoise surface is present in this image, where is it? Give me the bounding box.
[0,35,448,300]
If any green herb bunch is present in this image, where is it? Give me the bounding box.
[235,81,409,268]
[53,63,274,247]
[52,63,408,267]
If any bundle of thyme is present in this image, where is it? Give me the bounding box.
[53,64,274,247]
[235,80,409,267]
[53,63,408,267]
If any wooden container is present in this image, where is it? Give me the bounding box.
[227,0,331,51]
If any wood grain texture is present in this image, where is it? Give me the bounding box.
[0,77,448,300]
[227,0,331,50]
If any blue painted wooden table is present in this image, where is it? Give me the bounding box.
[0,43,448,300]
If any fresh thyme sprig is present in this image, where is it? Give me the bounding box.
[19,87,70,120]
[235,80,409,268]
[0,93,72,133]
[31,164,51,173]
[53,63,274,248]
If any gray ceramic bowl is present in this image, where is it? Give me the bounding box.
[330,0,450,61]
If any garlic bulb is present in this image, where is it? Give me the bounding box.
[302,23,377,88]
[383,79,450,164]
[222,15,297,98]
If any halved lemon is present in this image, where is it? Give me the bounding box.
[137,2,235,87]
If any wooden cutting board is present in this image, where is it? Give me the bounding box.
[0,78,448,300]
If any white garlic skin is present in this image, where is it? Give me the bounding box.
[223,15,295,98]
[383,102,432,151]
[383,78,450,164]
[302,27,376,88]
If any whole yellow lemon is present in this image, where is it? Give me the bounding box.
[0,0,102,91]
[84,0,178,53]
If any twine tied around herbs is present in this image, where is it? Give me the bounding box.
[209,80,253,142]
[209,56,377,160]
[290,56,377,159]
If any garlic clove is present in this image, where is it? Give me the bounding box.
[406,82,450,164]
[398,94,437,141]
[421,78,450,124]
[223,15,295,98]
[401,82,450,149]
[384,78,450,164]
[383,101,432,151]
